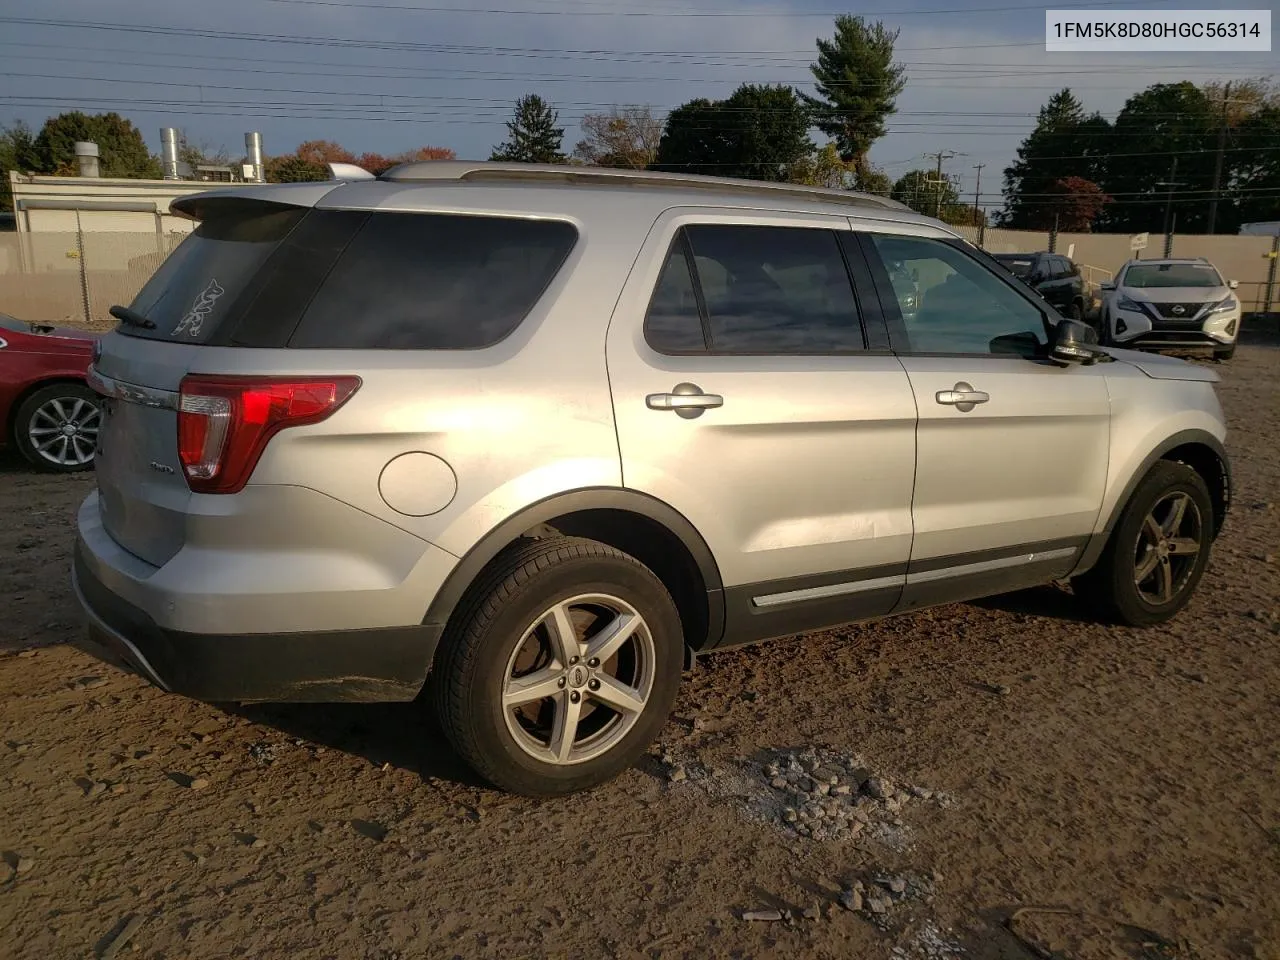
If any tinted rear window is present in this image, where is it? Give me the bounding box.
[287,213,577,349]
[994,256,1034,278]
[121,203,306,343]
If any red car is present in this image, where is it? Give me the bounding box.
[0,313,101,472]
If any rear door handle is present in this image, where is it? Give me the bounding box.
[646,382,724,419]
[935,381,989,412]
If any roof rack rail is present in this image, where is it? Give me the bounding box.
[378,160,910,212]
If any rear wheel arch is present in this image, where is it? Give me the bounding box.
[422,489,725,672]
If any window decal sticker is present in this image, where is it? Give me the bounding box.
[172,279,225,338]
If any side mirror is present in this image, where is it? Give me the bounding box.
[1228,279,1239,290]
[1100,281,1116,292]
[1050,318,1105,366]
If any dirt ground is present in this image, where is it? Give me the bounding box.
[1,336,1278,960]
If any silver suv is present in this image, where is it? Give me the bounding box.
[74,162,1231,796]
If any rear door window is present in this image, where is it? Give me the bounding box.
[288,213,578,349]
[645,224,864,354]
[120,201,306,343]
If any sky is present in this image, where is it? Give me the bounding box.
[0,0,1276,212]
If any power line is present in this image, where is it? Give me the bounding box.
[260,0,1163,16]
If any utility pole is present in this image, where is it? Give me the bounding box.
[1207,83,1253,234]
[1156,156,1185,256]
[972,162,985,224]
[922,149,963,218]
[1207,82,1230,235]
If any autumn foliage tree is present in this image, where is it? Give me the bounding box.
[572,106,663,169]
[1041,176,1111,231]
[266,142,455,181]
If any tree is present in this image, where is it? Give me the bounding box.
[32,111,160,178]
[852,165,893,196]
[0,120,39,210]
[802,16,906,176]
[355,146,454,176]
[789,143,854,189]
[1001,89,1112,229]
[1097,82,1215,233]
[264,154,328,183]
[177,132,229,170]
[1231,104,1280,225]
[654,84,813,181]
[573,106,663,169]
[891,168,959,216]
[295,140,356,167]
[490,95,565,163]
[1041,176,1111,231]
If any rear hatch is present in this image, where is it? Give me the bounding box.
[91,197,317,566]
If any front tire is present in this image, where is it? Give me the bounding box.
[430,536,684,796]
[13,382,101,472]
[1214,344,1236,361]
[1074,461,1213,627]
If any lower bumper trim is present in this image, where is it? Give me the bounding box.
[73,542,438,703]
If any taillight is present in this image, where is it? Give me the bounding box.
[177,375,361,494]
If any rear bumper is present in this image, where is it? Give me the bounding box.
[73,541,443,702]
[72,488,458,702]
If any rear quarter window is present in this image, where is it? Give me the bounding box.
[121,203,306,343]
[287,212,578,349]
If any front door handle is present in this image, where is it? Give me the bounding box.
[646,382,724,419]
[935,381,989,412]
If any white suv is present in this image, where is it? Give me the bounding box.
[1100,258,1241,360]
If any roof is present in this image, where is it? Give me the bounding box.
[376,160,912,213]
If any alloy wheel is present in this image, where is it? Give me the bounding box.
[27,396,100,467]
[1133,491,1202,605]
[501,593,656,766]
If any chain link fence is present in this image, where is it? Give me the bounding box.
[0,230,185,328]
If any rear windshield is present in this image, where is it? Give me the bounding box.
[1124,263,1222,289]
[993,256,1034,278]
[119,205,577,350]
[121,203,306,343]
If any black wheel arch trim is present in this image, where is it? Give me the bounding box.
[420,486,726,656]
[1072,428,1230,576]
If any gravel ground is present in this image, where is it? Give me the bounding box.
[1,335,1277,960]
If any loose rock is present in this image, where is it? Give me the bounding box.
[667,765,687,783]
[16,856,34,874]
[802,906,820,920]
[839,889,863,912]
[887,877,907,894]
[741,909,784,922]
[189,778,210,791]
[863,778,888,800]
[869,896,889,914]
[770,777,788,790]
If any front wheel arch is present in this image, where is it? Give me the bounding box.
[1071,430,1230,577]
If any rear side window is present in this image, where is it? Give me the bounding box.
[644,224,865,355]
[122,202,305,343]
[288,213,577,349]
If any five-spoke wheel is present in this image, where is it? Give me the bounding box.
[431,536,683,796]
[1075,460,1214,626]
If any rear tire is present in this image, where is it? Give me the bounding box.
[430,536,684,796]
[13,382,100,473]
[1074,461,1213,627]
[1069,301,1085,323]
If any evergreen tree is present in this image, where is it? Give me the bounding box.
[32,111,160,179]
[490,95,566,164]
[1001,89,1111,229]
[654,84,812,182]
[802,16,906,176]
